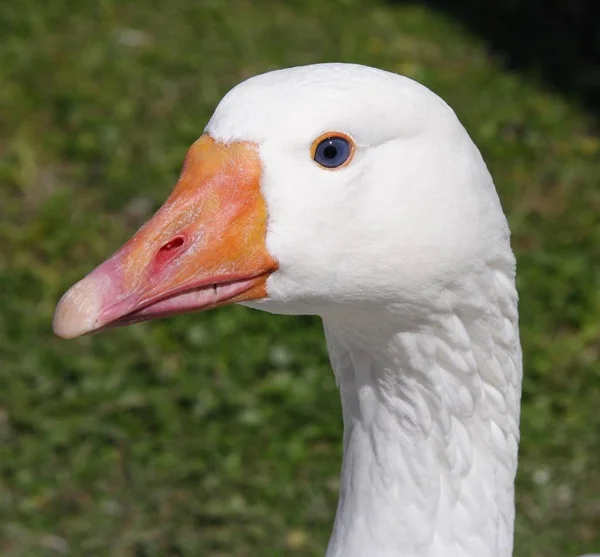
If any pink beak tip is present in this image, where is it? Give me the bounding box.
[53,274,106,339]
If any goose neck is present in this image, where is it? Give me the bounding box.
[323,285,521,557]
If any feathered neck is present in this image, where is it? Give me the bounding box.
[322,259,522,557]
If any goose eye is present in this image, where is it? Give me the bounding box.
[313,135,354,169]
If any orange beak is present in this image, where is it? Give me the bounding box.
[53,135,277,339]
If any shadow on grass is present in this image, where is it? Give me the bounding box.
[397,0,600,119]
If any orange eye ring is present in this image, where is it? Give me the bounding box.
[310,131,356,170]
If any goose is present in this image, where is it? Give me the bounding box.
[52,62,522,557]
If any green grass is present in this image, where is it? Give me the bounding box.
[1,0,600,555]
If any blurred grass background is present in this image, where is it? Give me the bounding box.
[1,0,599,555]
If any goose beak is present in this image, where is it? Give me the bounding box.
[53,135,277,339]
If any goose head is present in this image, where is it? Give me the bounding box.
[52,63,523,557]
[53,63,512,336]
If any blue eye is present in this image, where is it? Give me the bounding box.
[313,136,353,168]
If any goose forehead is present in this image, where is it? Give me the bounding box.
[206,63,453,145]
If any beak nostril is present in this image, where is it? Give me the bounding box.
[159,236,185,253]
[154,236,186,268]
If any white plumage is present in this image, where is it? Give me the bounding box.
[216,65,521,556]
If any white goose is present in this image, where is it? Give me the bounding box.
[54,63,523,557]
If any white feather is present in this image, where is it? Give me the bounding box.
[210,63,523,557]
